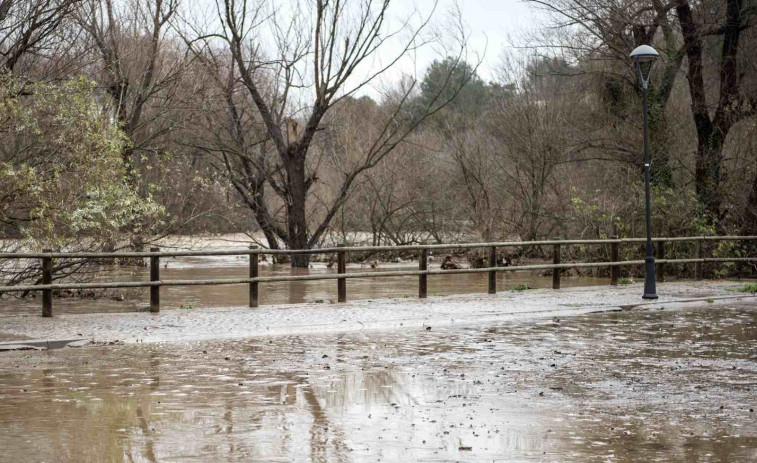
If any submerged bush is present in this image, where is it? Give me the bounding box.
[0,73,163,290]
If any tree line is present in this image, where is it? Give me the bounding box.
[1,0,756,277]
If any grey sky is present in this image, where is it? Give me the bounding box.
[183,0,545,101]
[357,0,544,98]
[454,0,542,79]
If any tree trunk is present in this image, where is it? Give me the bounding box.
[742,171,757,236]
[252,191,280,252]
[737,170,757,270]
[695,129,726,226]
[648,94,674,189]
[286,154,311,268]
[676,0,743,230]
[525,188,541,243]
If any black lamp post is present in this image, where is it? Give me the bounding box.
[631,44,659,300]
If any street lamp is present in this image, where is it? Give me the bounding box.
[631,44,659,299]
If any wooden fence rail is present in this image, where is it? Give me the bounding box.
[2,235,756,260]
[1,236,755,317]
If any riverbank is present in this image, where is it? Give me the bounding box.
[0,281,754,345]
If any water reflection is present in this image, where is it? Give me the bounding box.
[1,305,755,461]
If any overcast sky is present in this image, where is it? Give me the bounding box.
[449,0,543,79]
[353,0,545,98]
[185,0,547,100]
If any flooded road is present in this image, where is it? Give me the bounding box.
[1,304,755,462]
[0,256,608,315]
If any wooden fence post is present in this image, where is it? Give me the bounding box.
[419,248,427,299]
[657,241,666,282]
[488,246,497,294]
[610,240,620,286]
[150,247,160,313]
[42,249,52,317]
[249,245,258,308]
[337,244,346,303]
[695,239,703,280]
[552,244,561,290]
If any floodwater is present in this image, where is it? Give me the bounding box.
[0,254,608,315]
[1,305,755,462]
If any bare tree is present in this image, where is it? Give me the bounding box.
[528,0,757,230]
[436,116,501,241]
[74,0,204,251]
[183,0,474,266]
[76,0,185,184]
[0,0,81,75]
[179,49,285,251]
[342,129,462,246]
[526,0,688,188]
[674,0,756,228]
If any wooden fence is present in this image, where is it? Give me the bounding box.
[1,235,756,317]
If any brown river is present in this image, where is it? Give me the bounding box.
[0,256,608,315]
[0,304,755,462]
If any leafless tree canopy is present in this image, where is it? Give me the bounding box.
[2,0,757,281]
[178,0,476,265]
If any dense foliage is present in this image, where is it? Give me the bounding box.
[0,74,162,249]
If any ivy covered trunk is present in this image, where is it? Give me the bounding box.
[742,173,757,237]
[694,130,726,226]
[647,90,674,190]
[675,0,744,230]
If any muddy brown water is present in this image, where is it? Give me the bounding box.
[0,259,608,315]
[0,305,755,462]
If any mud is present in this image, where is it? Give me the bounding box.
[0,304,755,462]
[0,281,752,345]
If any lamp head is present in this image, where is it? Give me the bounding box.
[630,45,659,63]
[631,45,659,88]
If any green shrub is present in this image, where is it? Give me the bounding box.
[0,72,163,246]
[735,283,757,293]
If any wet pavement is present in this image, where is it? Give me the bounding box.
[1,304,755,462]
[0,282,747,344]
